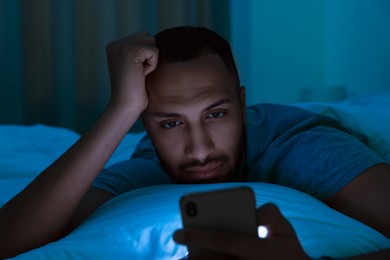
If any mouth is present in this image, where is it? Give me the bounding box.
[184,162,223,182]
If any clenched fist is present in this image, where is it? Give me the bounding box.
[106,32,158,114]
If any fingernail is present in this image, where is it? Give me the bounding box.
[173,230,186,244]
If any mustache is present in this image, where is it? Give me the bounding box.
[178,154,229,172]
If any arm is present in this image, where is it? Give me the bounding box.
[324,163,390,238]
[0,32,158,258]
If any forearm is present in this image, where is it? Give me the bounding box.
[0,101,140,258]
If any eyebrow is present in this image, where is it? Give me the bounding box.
[152,98,233,118]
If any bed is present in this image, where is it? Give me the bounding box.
[1,92,390,259]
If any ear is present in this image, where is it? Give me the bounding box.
[239,86,246,123]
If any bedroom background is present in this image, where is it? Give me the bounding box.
[0,0,389,134]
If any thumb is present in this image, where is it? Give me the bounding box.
[257,203,297,239]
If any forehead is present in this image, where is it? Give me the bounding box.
[146,54,237,111]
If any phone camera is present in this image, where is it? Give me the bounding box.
[185,201,197,217]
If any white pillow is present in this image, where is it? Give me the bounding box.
[16,183,390,259]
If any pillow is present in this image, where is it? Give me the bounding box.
[16,183,390,259]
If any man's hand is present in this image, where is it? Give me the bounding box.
[174,203,310,260]
[106,32,158,113]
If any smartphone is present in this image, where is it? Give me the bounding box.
[179,186,258,258]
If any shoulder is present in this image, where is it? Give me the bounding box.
[247,103,335,125]
[245,103,341,144]
[245,103,385,199]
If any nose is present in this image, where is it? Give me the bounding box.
[184,124,215,162]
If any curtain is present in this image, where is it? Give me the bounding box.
[0,0,230,133]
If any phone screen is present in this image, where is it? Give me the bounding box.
[179,186,258,257]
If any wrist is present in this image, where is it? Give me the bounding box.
[103,101,144,131]
[107,99,145,117]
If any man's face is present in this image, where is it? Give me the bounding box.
[143,54,246,184]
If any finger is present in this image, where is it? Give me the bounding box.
[143,47,159,75]
[174,228,267,258]
[257,203,297,239]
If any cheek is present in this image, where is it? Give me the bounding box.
[148,129,184,172]
[210,117,243,155]
[155,139,179,161]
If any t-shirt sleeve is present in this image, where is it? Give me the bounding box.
[92,134,174,196]
[246,104,386,200]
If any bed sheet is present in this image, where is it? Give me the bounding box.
[0,124,144,207]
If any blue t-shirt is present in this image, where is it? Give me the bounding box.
[93,104,385,199]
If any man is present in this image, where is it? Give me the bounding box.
[0,27,389,259]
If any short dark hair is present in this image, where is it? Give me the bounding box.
[155,26,240,87]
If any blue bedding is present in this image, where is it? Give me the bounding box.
[1,92,389,259]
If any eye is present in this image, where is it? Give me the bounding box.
[161,120,182,129]
[207,111,226,119]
